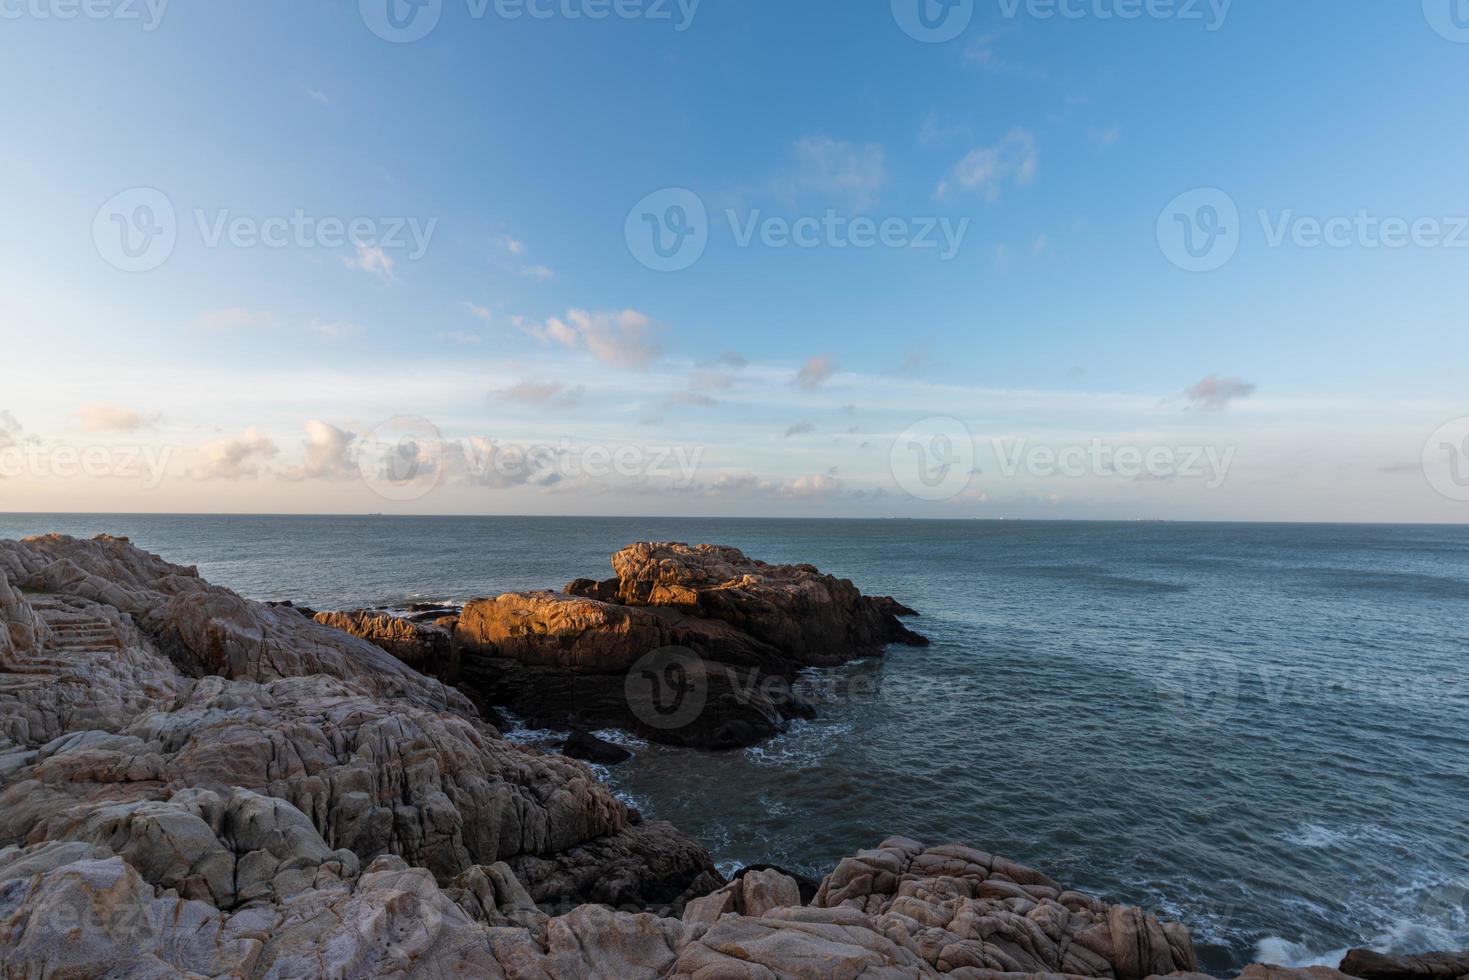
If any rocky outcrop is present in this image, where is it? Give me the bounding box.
[431,542,926,749]
[0,818,1206,979]
[0,535,718,921]
[313,608,454,675]
[597,542,929,665]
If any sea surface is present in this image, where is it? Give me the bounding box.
[2,514,1466,974]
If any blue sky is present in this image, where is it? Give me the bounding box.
[1,0,1467,520]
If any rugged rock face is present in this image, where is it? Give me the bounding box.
[0,534,718,922]
[0,824,1213,978]
[312,608,454,675]
[602,542,929,666]
[414,542,926,749]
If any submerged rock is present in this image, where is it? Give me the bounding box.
[562,728,633,765]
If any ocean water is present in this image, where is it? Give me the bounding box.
[2,514,1466,974]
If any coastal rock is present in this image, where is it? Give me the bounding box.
[1339,949,1469,980]
[606,542,929,666]
[563,728,633,764]
[453,588,813,748]
[448,543,924,748]
[313,608,455,675]
[0,823,1208,979]
[0,534,718,916]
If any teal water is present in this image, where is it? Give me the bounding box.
[1,514,1466,973]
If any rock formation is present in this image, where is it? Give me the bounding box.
[2,533,1458,979]
[0,534,718,922]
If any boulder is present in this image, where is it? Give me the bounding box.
[563,729,633,765]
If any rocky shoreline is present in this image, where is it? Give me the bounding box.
[0,532,1461,978]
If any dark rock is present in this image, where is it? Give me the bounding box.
[1339,949,1469,980]
[562,729,632,765]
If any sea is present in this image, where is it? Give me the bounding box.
[1,514,1465,975]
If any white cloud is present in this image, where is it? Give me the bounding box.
[304,87,330,106]
[195,308,274,331]
[1089,125,1122,148]
[74,403,148,433]
[499,381,586,407]
[462,301,493,322]
[189,428,279,480]
[520,309,662,370]
[1185,375,1258,411]
[285,420,356,480]
[343,244,396,281]
[939,128,1038,200]
[519,264,555,281]
[496,235,526,256]
[785,420,816,437]
[796,355,835,390]
[777,135,887,211]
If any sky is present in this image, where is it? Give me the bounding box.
[1,0,1467,521]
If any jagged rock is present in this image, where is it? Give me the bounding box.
[313,608,455,675]
[0,534,718,920]
[607,542,929,665]
[563,728,633,765]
